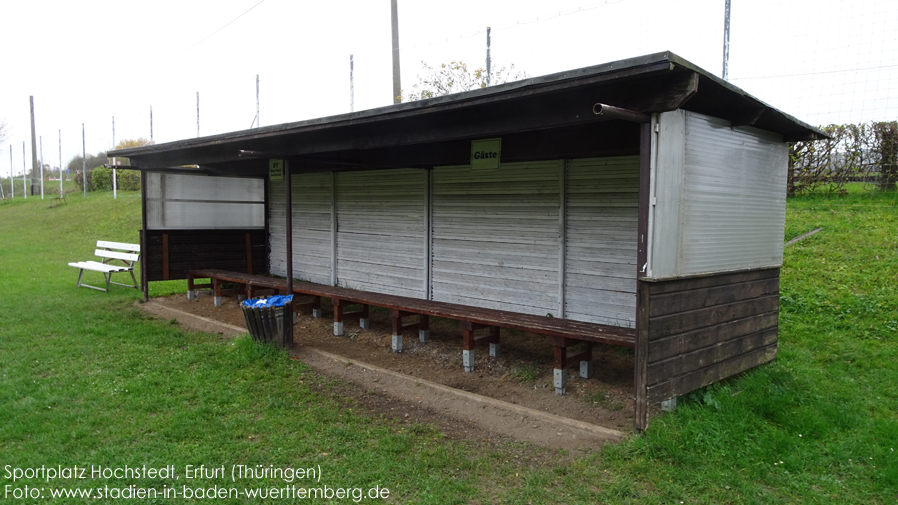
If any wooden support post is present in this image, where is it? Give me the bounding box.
[462,322,476,372]
[213,277,222,307]
[161,233,170,281]
[245,232,253,275]
[333,298,345,336]
[390,309,420,353]
[187,272,195,300]
[419,314,430,342]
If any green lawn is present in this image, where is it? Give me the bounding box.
[1,188,896,503]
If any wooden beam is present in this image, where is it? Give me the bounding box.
[729,108,765,127]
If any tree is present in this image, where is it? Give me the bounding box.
[403,60,529,101]
[0,119,8,146]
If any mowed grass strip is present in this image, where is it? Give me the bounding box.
[1,186,896,504]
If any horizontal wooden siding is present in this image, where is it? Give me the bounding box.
[642,268,780,403]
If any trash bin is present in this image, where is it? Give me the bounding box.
[241,295,293,346]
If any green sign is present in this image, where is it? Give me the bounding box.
[269,159,284,181]
[471,138,501,170]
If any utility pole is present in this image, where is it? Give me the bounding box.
[29,96,39,196]
[722,0,731,80]
[150,106,154,144]
[9,145,12,198]
[255,75,260,128]
[197,91,200,137]
[112,116,117,199]
[486,27,491,86]
[39,136,44,199]
[22,142,26,198]
[82,124,86,197]
[58,130,62,196]
[350,55,355,112]
[390,0,401,104]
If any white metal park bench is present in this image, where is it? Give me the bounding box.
[68,241,140,292]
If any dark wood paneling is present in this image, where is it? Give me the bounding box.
[144,229,267,282]
[642,267,780,405]
[646,346,778,403]
[648,312,778,363]
[649,277,779,317]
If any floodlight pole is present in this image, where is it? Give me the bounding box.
[390,0,401,103]
[486,27,491,86]
[29,96,39,196]
[350,55,354,112]
[22,142,26,198]
[58,130,62,196]
[112,116,117,199]
[722,0,731,80]
[82,124,86,198]
[39,136,44,199]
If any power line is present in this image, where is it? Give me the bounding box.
[170,0,266,61]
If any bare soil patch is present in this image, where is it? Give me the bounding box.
[143,292,647,446]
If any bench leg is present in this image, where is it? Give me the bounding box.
[213,278,222,307]
[333,301,344,336]
[462,325,476,372]
[579,343,594,379]
[76,269,85,288]
[418,315,430,342]
[390,310,403,353]
[553,338,572,395]
[359,304,370,330]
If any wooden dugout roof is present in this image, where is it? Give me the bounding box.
[110,51,826,173]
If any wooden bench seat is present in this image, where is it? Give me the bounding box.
[187,269,635,393]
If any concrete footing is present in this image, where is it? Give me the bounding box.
[334,321,343,336]
[392,334,403,352]
[489,342,500,358]
[463,349,474,372]
[187,290,195,301]
[554,369,567,395]
[419,329,430,342]
[214,296,222,307]
[661,397,677,412]
[360,317,370,329]
[237,294,246,302]
[312,308,322,318]
[580,360,594,379]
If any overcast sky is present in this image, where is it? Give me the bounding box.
[2,0,897,175]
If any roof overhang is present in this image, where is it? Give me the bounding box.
[111,51,827,176]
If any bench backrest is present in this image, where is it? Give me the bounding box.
[95,241,140,266]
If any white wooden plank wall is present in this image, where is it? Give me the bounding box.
[335,169,427,298]
[269,172,334,285]
[431,161,562,316]
[564,157,639,328]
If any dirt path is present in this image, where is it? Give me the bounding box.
[139,293,646,448]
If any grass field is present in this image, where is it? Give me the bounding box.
[1,187,896,503]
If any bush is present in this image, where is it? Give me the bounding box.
[88,167,141,192]
[74,168,94,192]
[92,167,113,191]
[118,169,141,191]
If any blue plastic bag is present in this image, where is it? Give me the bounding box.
[242,295,293,308]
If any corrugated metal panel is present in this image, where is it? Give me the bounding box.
[679,112,788,274]
[269,172,334,285]
[564,157,639,328]
[147,173,264,230]
[431,161,561,316]
[335,169,427,297]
